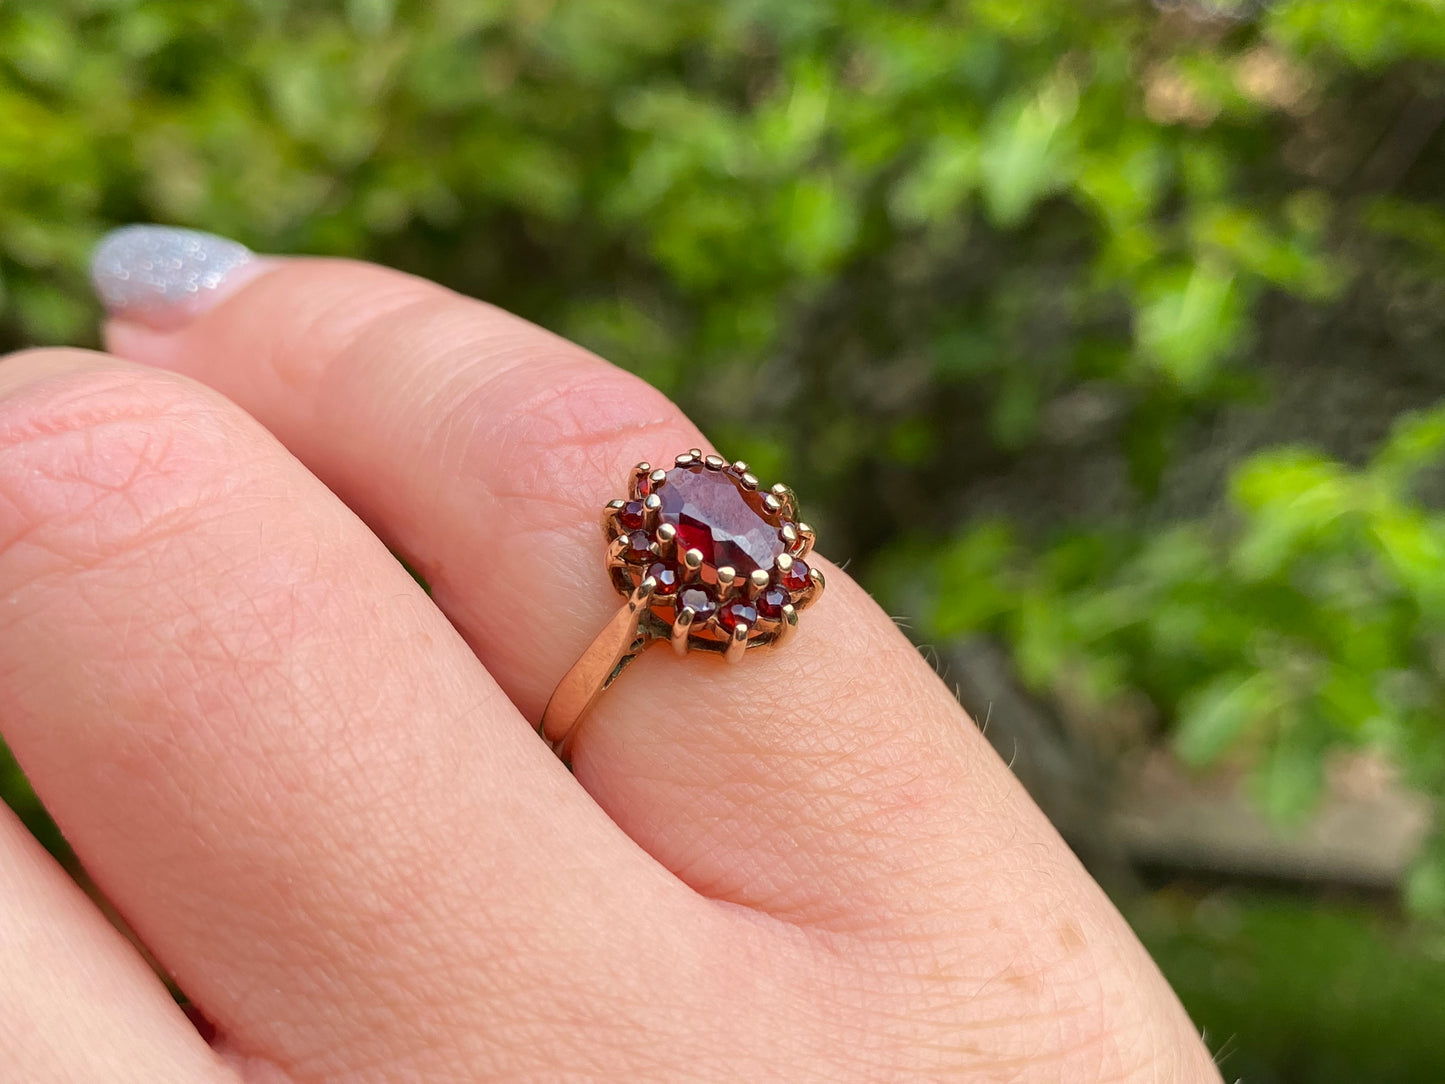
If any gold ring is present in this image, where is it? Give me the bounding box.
[539,449,825,761]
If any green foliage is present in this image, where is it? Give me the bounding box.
[916,403,1445,892]
[0,0,1377,390]
[1269,0,1445,69]
[1135,889,1445,1084]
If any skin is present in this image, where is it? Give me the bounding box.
[0,258,1225,1082]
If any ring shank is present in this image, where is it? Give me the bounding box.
[539,597,657,762]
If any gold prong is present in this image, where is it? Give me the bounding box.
[631,576,658,610]
[629,462,652,497]
[642,492,662,530]
[675,451,696,467]
[725,622,749,663]
[776,552,794,575]
[602,499,627,541]
[682,548,705,581]
[655,522,679,558]
[740,472,759,490]
[672,607,695,655]
[746,568,770,599]
[607,535,631,566]
[762,494,782,515]
[794,522,815,557]
[780,523,799,546]
[773,603,798,646]
[643,493,661,511]
[649,467,667,487]
[794,566,825,610]
[716,566,737,599]
[732,460,748,473]
[770,483,797,518]
[704,454,725,470]
[688,447,703,459]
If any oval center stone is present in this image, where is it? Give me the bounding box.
[657,466,785,575]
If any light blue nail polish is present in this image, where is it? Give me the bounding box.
[90,225,257,325]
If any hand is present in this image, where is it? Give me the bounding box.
[0,227,1222,1081]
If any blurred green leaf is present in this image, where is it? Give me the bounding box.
[781,174,858,277]
[1405,839,1445,916]
[977,76,1076,227]
[1136,262,1244,388]
[1253,714,1328,822]
[346,0,397,38]
[1175,671,1276,767]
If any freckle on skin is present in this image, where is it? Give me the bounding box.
[1004,969,1036,992]
[1059,920,1086,951]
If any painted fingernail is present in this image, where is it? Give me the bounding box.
[90,225,267,329]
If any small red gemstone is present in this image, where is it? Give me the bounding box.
[781,559,811,591]
[619,500,647,531]
[646,561,679,594]
[677,586,716,619]
[718,600,758,631]
[625,530,653,561]
[757,585,789,619]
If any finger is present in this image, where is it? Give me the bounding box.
[105,252,1068,920]
[0,350,753,1079]
[0,803,235,1084]
[97,243,1217,1074]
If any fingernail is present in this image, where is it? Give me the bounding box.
[90,225,268,329]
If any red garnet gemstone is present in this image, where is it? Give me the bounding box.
[646,561,679,594]
[756,585,789,619]
[718,600,758,631]
[677,586,716,620]
[619,500,647,531]
[656,466,786,578]
[624,530,653,562]
[781,559,811,592]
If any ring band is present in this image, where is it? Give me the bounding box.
[540,449,824,760]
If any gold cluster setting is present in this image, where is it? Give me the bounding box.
[601,449,825,662]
